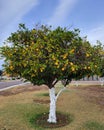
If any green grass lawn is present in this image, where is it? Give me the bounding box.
[0,84,104,130]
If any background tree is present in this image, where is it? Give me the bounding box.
[100,58,104,77]
[96,42,104,85]
[99,44,104,78]
[0,70,3,80]
[0,24,102,123]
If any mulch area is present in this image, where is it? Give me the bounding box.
[31,112,72,128]
[73,85,104,107]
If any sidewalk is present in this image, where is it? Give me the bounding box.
[69,80,104,86]
[0,82,30,91]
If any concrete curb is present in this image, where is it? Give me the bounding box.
[0,82,30,92]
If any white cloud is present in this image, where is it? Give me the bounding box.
[0,0,39,45]
[48,0,78,26]
[86,25,104,45]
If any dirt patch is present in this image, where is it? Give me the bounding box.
[73,86,104,107]
[0,84,48,96]
[33,99,50,104]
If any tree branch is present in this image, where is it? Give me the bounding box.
[55,87,66,101]
[52,78,58,86]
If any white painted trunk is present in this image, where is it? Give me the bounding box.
[75,81,78,87]
[99,77,104,86]
[47,87,57,123]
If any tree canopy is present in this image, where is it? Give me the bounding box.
[0,24,103,88]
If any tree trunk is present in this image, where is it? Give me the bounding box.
[47,86,66,123]
[47,87,57,123]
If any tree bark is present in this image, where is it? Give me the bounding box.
[47,87,57,123]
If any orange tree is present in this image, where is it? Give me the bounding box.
[0,24,101,123]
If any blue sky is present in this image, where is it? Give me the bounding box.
[0,0,104,68]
